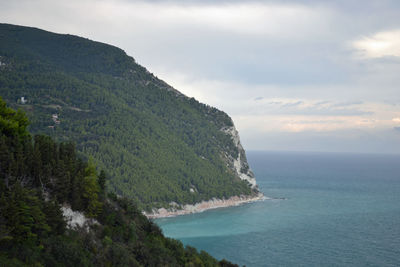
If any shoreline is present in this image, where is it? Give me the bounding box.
[144,192,267,219]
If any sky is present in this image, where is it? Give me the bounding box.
[1,0,400,154]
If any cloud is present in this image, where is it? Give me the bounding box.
[0,0,344,86]
[256,98,372,116]
[352,30,400,59]
[107,1,331,38]
[234,111,388,136]
[332,101,363,107]
[393,118,400,123]
[394,127,400,132]
[242,128,400,154]
[1,0,330,38]
[281,101,303,108]
[314,100,331,106]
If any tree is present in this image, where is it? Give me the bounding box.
[98,170,106,196]
[0,97,29,139]
[82,159,102,218]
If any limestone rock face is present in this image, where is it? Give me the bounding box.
[221,125,257,189]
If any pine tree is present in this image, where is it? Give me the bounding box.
[82,159,102,217]
[98,170,106,194]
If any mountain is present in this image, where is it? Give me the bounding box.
[0,23,258,211]
[0,97,238,266]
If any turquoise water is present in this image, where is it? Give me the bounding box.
[155,151,400,266]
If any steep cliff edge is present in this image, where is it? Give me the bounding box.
[221,125,257,188]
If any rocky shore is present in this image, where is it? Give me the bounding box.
[144,193,267,219]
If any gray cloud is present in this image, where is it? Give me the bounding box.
[332,101,363,107]
[242,128,400,154]
[297,108,373,116]
[281,101,303,108]
[314,100,331,106]
[255,100,373,116]
[296,120,345,124]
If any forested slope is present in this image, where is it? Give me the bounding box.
[0,97,238,266]
[0,23,256,210]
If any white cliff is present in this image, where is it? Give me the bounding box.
[221,125,257,188]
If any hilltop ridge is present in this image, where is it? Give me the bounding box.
[0,23,259,211]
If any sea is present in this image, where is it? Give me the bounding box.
[155,151,400,267]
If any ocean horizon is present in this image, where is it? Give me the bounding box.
[156,150,400,266]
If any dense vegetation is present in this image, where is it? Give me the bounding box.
[0,23,255,210]
[0,97,239,266]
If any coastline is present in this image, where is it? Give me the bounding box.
[144,192,266,219]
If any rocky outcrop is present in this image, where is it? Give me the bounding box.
[0,56,6,69]
[221,125,257,189]
[61,205,99,231]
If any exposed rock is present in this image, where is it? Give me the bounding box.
[0,57,6,69]
[61,205,99,231]
[221,125,257,188]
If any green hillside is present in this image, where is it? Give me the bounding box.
[0,97,238,266]
[0,23,256,210]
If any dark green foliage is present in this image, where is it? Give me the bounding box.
[0,98,239,266]
[0,23,255,210]
[98,170,106,194]
[82,159,102,217]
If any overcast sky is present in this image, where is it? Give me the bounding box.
[1,0,400,154]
